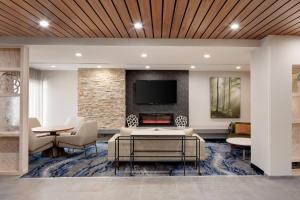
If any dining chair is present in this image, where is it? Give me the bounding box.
[59,116,85,136]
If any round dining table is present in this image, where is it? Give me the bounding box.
[32,125,74,157]
[226,137,251,160]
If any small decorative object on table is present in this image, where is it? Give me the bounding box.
[175,115,188,128]
[126,114,139,127]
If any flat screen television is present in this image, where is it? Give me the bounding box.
[135,80,177,104]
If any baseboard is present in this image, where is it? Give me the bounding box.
[0,170,20,175]
[250,163,264,175]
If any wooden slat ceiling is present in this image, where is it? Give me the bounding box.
[0,0,300,39]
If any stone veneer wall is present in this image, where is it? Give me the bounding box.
[78,69,126,129]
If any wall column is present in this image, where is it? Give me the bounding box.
[251,36,300,176]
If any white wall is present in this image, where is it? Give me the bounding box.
[251,39,271,174]
[250,36,300,176]
[189,71,250,128]
[268,37,294,176]
[42,70,77,126]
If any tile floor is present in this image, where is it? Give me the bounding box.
[1,175,300,200]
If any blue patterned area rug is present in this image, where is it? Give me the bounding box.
[23,142,262,177]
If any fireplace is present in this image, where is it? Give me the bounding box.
[139,113,174,126]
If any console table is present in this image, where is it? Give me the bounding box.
[114,130,201,176]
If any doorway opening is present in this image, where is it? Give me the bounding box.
[292,65,300,175]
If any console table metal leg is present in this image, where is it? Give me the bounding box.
[198,138,201,175]
[184,136,186,176]
[195,138,198,170]
[117,138,120,170]
[181,136,183,175]
[181,136,183,162]
[114,138,117,175]
[130,136,133,176]
[132,136,135,175]
[133,136,135,164]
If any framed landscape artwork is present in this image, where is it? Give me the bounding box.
[210,77,241,118]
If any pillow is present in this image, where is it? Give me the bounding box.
[184,128,194,136]
[235,123,251,135]
[119,127,134,136]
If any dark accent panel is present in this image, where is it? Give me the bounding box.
[126,70,189,125]
[250,163,264,175]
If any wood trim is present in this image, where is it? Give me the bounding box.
[74,0,113,37]
[231,0,291,39]
[151,0,163,38]
[170,0,188,38]
[249,4,300,39]
[21,0,77,37]
[138,0,153,38]
[0,5,48,37]
[273,19,300,35]
[0,47,27,175]
[113,0,137,38]
[242,0,300,39]
[201,0,239,39]
[125,0,145,38]
[19,46,29,175]
[10,0,68,37]
[217,0,266,39]
[162,0,175,38]
[186,0,213,38]
[36,0,88,37]
[101,0,130,37]
[0,15,38,37]
[224,0,279,39]
[87,0,121,37]
[209,0,252,39]
[0,0,300,39]
[178,0,201,38]
[282,24,300,35]
[49,0,97,37]
[61,0,104,37]
[194,0,228,38]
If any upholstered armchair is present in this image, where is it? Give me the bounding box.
[28,118,55,155]
[228,122,251,138]
[56,121,98,157]
[60,116,85,136]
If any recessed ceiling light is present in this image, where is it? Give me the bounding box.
[141,53,148,58]
[97,65,102,68]
[236,66,241,70]
[51,65,56,68]
[145,65,150,69]
[190,65,196,69]
[230,23,240,30]
[75,52,82,57]
[134,22,143,30]
[39,20,49,28]
[203,54,211,59]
